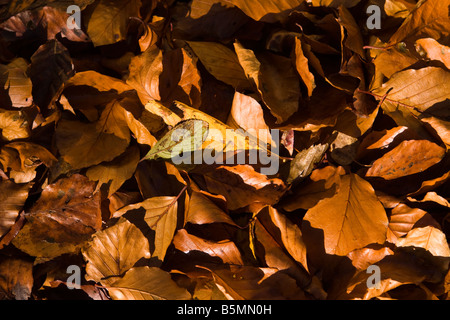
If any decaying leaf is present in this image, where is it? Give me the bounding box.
[0,256,33,300]
[13,174,102,260]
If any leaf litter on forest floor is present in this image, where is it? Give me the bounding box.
[0,0,450,301]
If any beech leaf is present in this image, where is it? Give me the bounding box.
[303,173,388,256]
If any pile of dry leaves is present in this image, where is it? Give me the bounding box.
[0,0,449,300]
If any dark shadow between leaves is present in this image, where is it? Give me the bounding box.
[301,220,356,299]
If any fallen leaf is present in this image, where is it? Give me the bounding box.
[388,0,450,45]
[28,40,74,109]
[85,0,141,47]
[86,144,140,196]
[294,37,315,97]
[415,38,450,69]
[234,42,300,123]
[397,226,450,257]
[258,52,301,124]
[372,67,450,113]
[82,217,150,286]
[201,165,286,211]
[107,266,191,300]
[134,160,187,199]
[55,103,131,170]
[282,166,345,211]
[0,109,30,141]
[160,47,202,108]
[337,5,364,57]
[113,195,181,262]
[173,229,244,265]
[303,173,388,256]
[365,140,446,180]
[0,181,30,238]
[145,100,273,164]
[0,255,33,300]
[203,264,307,299]
[127,45,164,103]
[226,92,272,146]
[420,116,450,147]
[187,41,251,91]
[0,58,33,108]
[287,143,328,184]
[0,142,57,183]
[13,174,102,260]
[256,206,309,274]
[223,0,305,22]
[388,204,428,240]
[372,46,418,79]
[186,190,237,227]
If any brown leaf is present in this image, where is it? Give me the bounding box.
[365,140,446,180]
[282,166,345,211]
[127,45,164,103]
[85,0,141,47]
[173,229,244,265]
[372,67,450,113]
[0,180,30,238]
[387,204,429,240]
[226,92,272,145]
[0,6,90,42]
[253,206,312,291]
[303,173,388,256]
[201,165,286,211]
[397,226,450,257]
[28,40,74,109]
[113,195,180,262]
[0,141,57,183]
[86,144,140,196]
[160,47,202,108]
[13,174,102,260]
[0,108,30,141]
[186,191,237,227]
[0,58,33,108]
[421,116,450,147]
[0,255,33,300]
[356,126,418,161]
[294,37,315,97]
[135,161,187,199]
[372,46,418,79]
[347,246,394,270]
[234,42,300,123]
[107,266,191,300]
[415,38,450,69]
[346,250,440,299]
[203,264,307,299]
[337,5,364,57]
[82,217,150,286]
[55,101,131,170]
[187,41,251,91]
[223,0,305,22]
[388,0,450,45]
